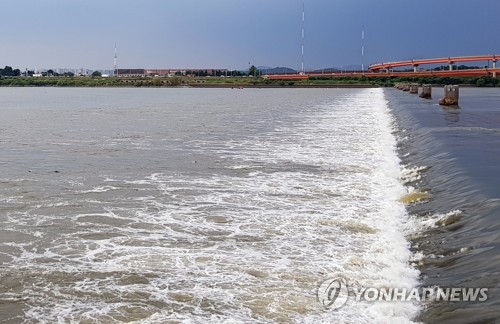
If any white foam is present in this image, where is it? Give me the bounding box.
[78,185,119,193]
[406,210,463,235]
[401,165,429,184]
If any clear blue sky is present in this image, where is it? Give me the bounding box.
[2,0,499,70]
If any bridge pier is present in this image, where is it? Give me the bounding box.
[449,62,454,71]
[409,84,418,94]
[419,84,432,99]
[493,60,497,78]
[439,85,459,106]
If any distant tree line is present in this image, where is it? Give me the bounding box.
[432,65,484,71]
[0,66,21,76]
[183,69,244,77]
[28,69,75,77]
[0,66,80,77]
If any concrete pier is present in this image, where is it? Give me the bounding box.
[396,83,407,91]
[409,84,418,94]
[493,60,497,78]
[419,84,432,99]
[439,85,459,106]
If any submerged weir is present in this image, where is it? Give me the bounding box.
[387,87,500,323]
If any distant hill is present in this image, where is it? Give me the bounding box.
[342,64,363,71]
[245,65,365,74]
[257,66,297,75]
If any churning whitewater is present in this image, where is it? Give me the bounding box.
[0,88,419,323]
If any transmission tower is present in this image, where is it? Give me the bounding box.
[301,3,305,74]
[114,42,118,76]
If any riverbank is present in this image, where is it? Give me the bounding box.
[0,76,380,88]
[1,75,499,88]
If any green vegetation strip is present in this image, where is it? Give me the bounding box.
[1,76,499,88]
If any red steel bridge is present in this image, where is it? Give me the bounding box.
[265,55,500,80]
[369,54,499,72]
